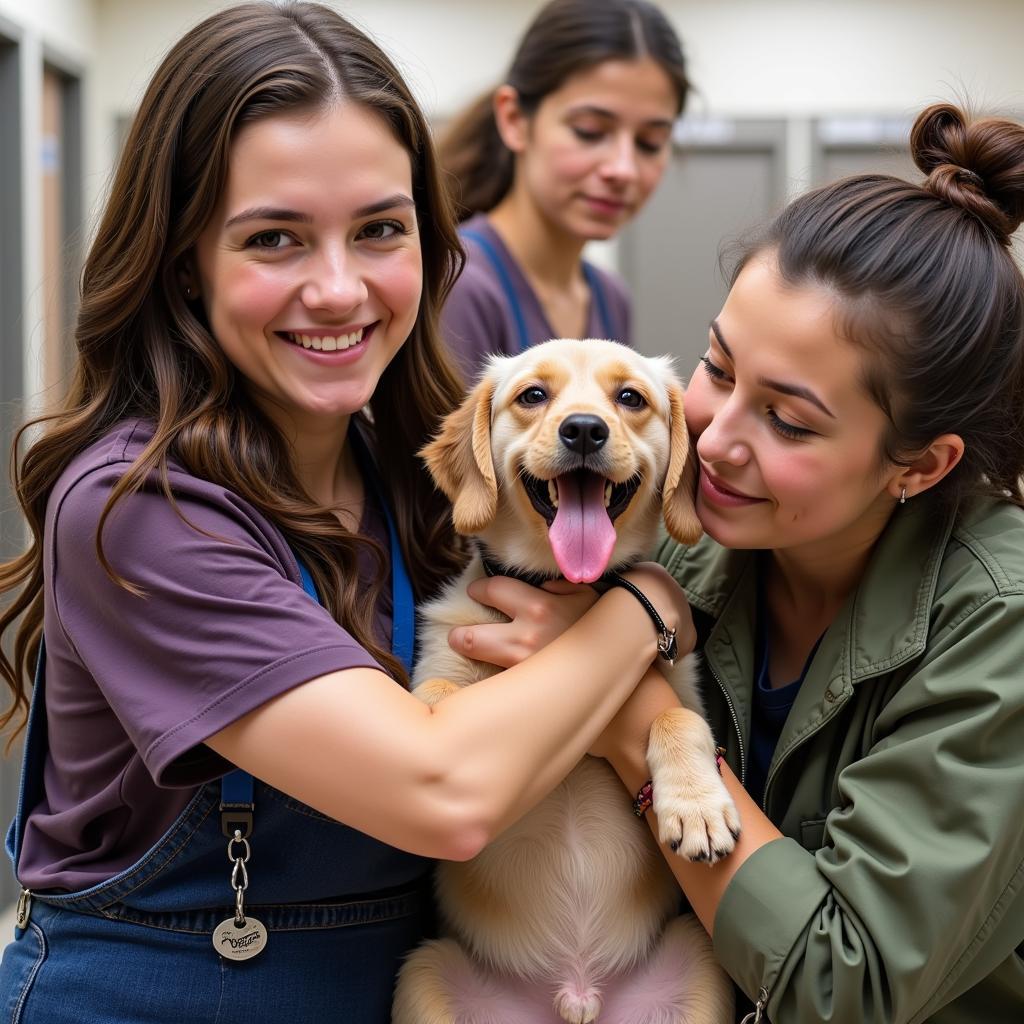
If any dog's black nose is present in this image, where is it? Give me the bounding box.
[559,414,609,456]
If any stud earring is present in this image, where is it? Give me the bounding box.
[899,486,907,505]
[183,285,194,300]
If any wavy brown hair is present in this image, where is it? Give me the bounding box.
[0,1,468,736]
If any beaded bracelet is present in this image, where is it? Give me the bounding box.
[632,780,654,818]
[631,747,728,819]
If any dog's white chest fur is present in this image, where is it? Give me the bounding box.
[393,340,737,1024]
[416,558,681,977]
[398,557,733,1024]
[436,752,680,980]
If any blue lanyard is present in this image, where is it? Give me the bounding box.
[461,227,614,351]
[461,228,531,353]
[581,261,614,340]
[349,425,415,675]
[221,425,415,829]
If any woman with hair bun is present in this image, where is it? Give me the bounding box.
[463,102,1024,1022]
[439,0,689,378]
[647,102,1024,1022]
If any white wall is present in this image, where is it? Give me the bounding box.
[673,0,1024,117]
[5,0,1024,390]
[93,0,1024,146]
[0,0,93,55]
[89,0,1024,254]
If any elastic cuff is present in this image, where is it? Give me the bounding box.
[713,837,829,1000]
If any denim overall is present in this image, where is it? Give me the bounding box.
[0,451,431,1022]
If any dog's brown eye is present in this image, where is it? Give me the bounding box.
[518,387,548,406]
[617,389,646,409]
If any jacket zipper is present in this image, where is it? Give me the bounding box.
[708,660,746,786]
[740,986,769,1023]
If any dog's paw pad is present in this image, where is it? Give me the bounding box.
[655,776,741,864]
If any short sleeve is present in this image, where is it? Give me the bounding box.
[50,465,381,786]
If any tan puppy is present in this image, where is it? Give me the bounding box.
[393,340,738,1024]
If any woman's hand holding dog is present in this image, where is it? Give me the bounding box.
[448,576,600,668]
[447,563,693,671]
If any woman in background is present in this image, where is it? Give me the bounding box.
[439,0,689,379]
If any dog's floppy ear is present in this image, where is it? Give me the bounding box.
[662,382,703,545]
[420,377,498,534]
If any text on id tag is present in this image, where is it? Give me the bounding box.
[213,915,267,961]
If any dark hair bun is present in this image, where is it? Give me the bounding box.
[910,103,1024,244]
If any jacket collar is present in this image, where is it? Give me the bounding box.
[683,495,957,685]
[841,498,956,681]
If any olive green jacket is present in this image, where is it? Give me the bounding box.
[656,497,1024,1023]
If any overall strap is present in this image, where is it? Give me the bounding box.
[461,227,532,353]
[582,262,616,340]
[6,643,49,870]
[378,494,415,673]
[219,556,320,838]
[220,425,417,833]
[348,425,415,676]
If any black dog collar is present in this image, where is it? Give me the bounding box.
[476,545,678,665]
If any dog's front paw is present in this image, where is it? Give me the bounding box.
[653,764,740,863]
[647,708,741,863]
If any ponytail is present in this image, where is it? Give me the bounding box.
[437,92,514,222]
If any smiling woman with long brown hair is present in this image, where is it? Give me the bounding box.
[0,3,695,1019]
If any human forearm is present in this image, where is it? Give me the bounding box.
[608,736,781,935]
[428,584,669,836]
[209,579,682,858]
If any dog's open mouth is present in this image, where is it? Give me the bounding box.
[522,470,641,584]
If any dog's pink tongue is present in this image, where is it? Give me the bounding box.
[549,473,616,583]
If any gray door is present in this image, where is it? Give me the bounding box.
[813,115,1024,271]
[812,116,917,186]
[619,118,787,376]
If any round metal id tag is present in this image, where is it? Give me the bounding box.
[213,915,268,961]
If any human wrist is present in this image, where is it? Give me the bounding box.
[603,572,679,663]
[617,564,695,660]
[602,668,679,788]
[605,731,650,795]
